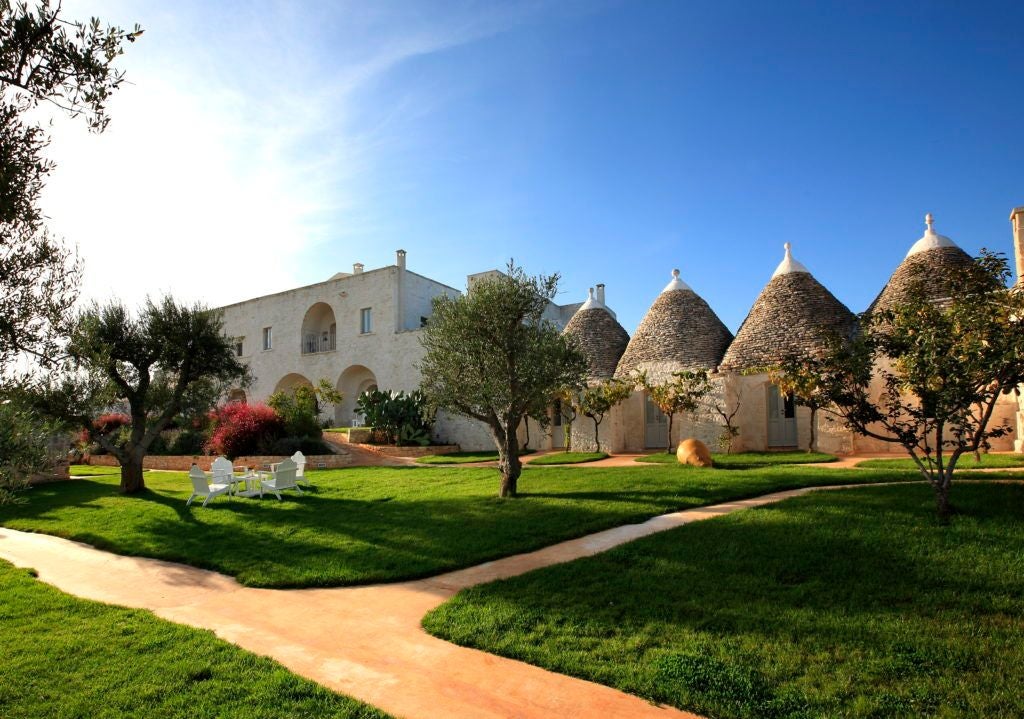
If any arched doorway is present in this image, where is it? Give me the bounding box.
[300,302,337,354]
[273,373,314,396]
[227,389,247,404]
[336,365,378,426]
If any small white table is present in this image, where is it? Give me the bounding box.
[234,471,264,498]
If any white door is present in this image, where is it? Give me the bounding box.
[767,385,798,447]
[644,394,669,449]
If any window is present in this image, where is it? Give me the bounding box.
[360,308,372,334]
[262,327,272,350]
[235,341,243,357]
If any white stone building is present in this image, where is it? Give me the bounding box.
[217,251,581,450]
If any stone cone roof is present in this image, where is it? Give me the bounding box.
[868,214,975,314]
[719,270,855,372]
[867,246,974,314]
[563,306,630,380]
[614,275,733,381]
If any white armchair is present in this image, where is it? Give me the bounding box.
[259,458,303,500]
[186,466,231,507]
[290,451,309,486]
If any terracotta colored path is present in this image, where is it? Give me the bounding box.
[0,484,891,719]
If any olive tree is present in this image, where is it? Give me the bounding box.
[39,296,248,494]
[0,2,140,376]
[767,362,829,453]
[419,265,588,497]
[774,251,1024,521]
[577,378,632,452]
[0,393,57,503]
[637,369,714,453]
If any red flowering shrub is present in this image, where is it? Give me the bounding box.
[205,403,285,458]
[92,413,131,436]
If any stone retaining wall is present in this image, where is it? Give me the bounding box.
[86,453,353,471]
[349,444,460,458]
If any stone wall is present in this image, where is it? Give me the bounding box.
[86,454,353,471]
[348,444,460,457]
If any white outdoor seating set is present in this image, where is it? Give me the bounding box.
[186,451,310,507]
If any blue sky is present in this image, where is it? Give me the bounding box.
[46,0,1024,334]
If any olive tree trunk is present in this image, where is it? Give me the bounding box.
[808,405,818,453]
[490,422,523,498]
[119,447,147,493]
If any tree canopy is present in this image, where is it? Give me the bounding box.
[38,296,248,493]
[0,1,140,375]
[774,250,1024,521]
[636,369,714,453]
[419,264,588,496]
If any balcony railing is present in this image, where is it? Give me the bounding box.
[302,333,336,354]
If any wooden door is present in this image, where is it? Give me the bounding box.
[644,394,669,449]
[767,385,798,447]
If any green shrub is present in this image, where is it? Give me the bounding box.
[355,389,434,445]
[169,429,207,455]
[269,436,332,456]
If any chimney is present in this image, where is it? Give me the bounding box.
[1012,207,1024,283]
[596,283,606,306]
[353,262,364,274]
[395,249,407,332]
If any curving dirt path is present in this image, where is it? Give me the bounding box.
[0,483,900,719]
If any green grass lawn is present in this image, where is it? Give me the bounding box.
[416,449,535,464]
[69,463,127,477]
[857,453,1024,470]
[424,482,1024,719]
[527,451,608,465]
[2,464,915,588]
[0,560,388,719]
[635,450,837,468]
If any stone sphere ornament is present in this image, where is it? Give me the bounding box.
[676,438,713,467]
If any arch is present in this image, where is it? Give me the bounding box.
[227,389,247,404]
[301,302,337,354]
[273,373,314,396]
[336,364,378,426]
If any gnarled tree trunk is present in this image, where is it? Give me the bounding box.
[120,447,146,493]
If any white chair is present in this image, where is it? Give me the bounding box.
[290,451,309,486]
[186,466,231,507]
[259,458,302,500]
[210,456,241,494]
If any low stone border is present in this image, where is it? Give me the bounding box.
[85,454,353,471]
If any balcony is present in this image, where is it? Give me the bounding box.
[302,333,336,355]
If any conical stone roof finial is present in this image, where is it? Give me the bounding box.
[771,242,810,278]
[662,268,692,293]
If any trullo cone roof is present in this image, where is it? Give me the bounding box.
[614,270,733,381]
[719,243,855,371]
[563,288,630,380]
[868,214,974,314]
